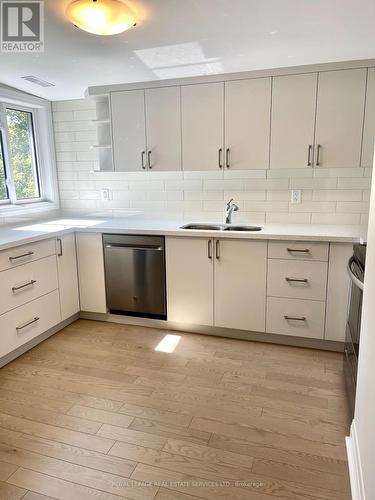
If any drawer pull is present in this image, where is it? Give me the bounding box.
[284,315,306,321]
[12,279,37,293]
[286,248,310,254]
[16,316,40,331]
[285,277,309,283]
[9,251,34,262]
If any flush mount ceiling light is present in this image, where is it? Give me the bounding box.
[66,0,136,36]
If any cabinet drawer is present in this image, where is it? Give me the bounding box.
[0,255,58,315]
[268,241,329,261]
[266,297,325,339]
[267,259,328,301]
[0,290,61,358]
[0,238,56,272]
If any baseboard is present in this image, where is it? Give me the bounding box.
[0,313,79,368]
[79,311,344,352]
[346,420,366,500]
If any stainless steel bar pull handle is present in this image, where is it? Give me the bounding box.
[284,315,306,321]
[141,151,146,169]
[287,248,310,254]
[285,277,308,283]
[307,145,313,167]
[148,151,153,169]
[218,148,223,169]
[207,239,212,259]
[9,251,34,262]
[12,279,37,293]
[16,316,40,331]
[57,238,63,257]
[315,144,321,166]
[215,240,220,259]
[226,148,230,168]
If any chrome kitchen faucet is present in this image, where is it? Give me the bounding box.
[225,198,239,224]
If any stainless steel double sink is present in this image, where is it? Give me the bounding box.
[180,223,263,232]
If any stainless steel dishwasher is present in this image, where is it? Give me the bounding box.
[103,234,166,319]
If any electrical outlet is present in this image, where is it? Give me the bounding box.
[100,188,111,201]
[291,189,302,204]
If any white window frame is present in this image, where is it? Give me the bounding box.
[0,84,59,216]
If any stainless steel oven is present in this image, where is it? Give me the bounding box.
[344,243,366,417]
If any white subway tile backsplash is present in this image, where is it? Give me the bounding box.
[52,98,372,226]
[337,177,372,189]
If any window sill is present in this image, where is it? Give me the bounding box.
[0,200,59,218]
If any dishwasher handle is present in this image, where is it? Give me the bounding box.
[104,243,163,251]
[347,256,364,291]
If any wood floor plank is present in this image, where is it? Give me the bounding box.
[0,378,123,412]
[129,417,211,445]
[97,423,167,450]
[190,417,347,460]
[119,402,193,427]
[0,399,101,435]
[209,433,348,476]
[0,444,157,500]
[23,492,56,500]
[0,427,136,478]
[0,461,19,481]
[155,488,204,500]
[110,441,255,482]
[0,481,26,500]
[7,468,127,500]
[0,413,114,454]
[0,388,72,414]
[67,405,134,428]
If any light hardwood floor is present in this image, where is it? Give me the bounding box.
[0,319,351,500]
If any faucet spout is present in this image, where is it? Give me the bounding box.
[225,198,239,224]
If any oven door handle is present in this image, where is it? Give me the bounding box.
[347,256,364,291]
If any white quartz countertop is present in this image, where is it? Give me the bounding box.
[0,216,366,251]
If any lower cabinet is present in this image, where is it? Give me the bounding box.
[166,237,267,331]
[56,233,80,320]
[0,289,61,358]
[76,232,107,313]
[214,239,267,331]
[266,297,326,339]
[166,237,214,325]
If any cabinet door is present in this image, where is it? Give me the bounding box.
[181,83,224,170]
[145,86,181,171]
[270,73,317,168]
[76,233,107,313]
[111,90,146,172]
[214,239,267,331]
[57,233,80,321]
[314,69,366,168]
[225,78,271,169]
[361,68,375,168]
[166,237,213,325]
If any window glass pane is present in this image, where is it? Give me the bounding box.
[0,134,8,201]
[6,109,40,200]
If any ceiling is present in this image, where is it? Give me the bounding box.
[1,0,375,101]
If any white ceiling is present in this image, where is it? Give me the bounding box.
[1,0,375,101]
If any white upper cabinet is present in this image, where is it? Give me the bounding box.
[181,82,224,170]
[56,233,80,321]
[145,86,182,171]
[214,239,267,331]
[361,68,375,168]
[314,68,366,168]
[270,73,317,169]
[225,78,271,169]
[111,89,146,172]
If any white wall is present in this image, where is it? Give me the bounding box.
[351,161,375,498]
[53,99,372,224]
